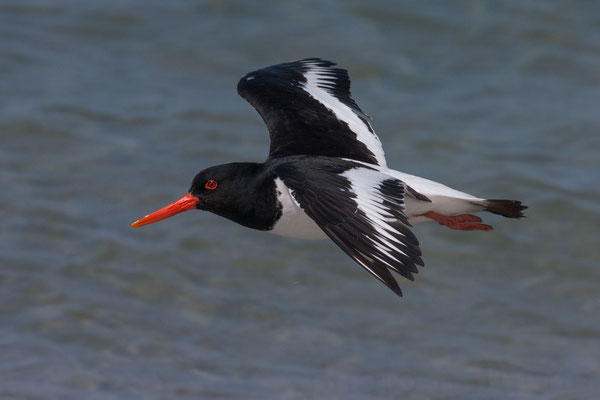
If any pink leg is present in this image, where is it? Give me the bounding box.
[416,211,493,231]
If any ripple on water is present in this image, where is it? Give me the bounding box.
[2,1,600,399]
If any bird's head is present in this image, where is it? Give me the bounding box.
[131,163,264,228]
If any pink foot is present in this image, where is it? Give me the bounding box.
[416,211,493,231]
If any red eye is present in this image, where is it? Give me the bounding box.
[205,179,218,190]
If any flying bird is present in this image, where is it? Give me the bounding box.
[132,58,526,296]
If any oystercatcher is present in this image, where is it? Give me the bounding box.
[132,58,526,296]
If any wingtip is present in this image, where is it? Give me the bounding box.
[387,280,403,297]
[298,57,336,67]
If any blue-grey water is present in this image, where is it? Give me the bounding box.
[2,1,600,399]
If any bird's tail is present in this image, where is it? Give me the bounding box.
[483,199,527,218]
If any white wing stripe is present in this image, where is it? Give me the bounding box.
[342,167,411,258]
[300,62,387,167]
[368,237,407,260]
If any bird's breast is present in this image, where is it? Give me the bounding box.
[269,178,327,240]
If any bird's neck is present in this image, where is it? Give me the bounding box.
[210,163,281,231]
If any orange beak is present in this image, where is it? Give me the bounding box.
[131,193,199,228]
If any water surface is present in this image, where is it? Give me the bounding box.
[2,1,600,399]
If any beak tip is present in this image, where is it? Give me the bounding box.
[131,217,148,228]
[131,193,198,230]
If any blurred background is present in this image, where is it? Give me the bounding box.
[1,1,599,399]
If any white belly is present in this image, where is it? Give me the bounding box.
[385,169,485,223]
[269,178,328,240]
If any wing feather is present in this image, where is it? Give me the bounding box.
[274,157,423,296]
[238,58,387,166]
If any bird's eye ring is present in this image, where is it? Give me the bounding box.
[205,179,218,190]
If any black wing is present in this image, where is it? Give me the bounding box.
[238,58,387,166]
[274,157,423,296]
